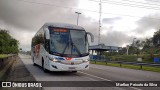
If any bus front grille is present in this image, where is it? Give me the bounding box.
[58,61,83,65]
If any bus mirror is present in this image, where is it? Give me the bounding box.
[44,29,50,39]
[87,32,94,42]
[45,35,50,39]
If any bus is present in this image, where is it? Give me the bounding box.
[31,22,94,72]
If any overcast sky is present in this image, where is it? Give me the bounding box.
[0,0,160,51]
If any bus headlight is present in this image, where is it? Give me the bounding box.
[53,59,58,62]
[49,58,59,62]
[83,59,89,62]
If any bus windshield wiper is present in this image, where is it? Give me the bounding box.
[70,39,82,57]
[69,32,82,57]
[62,41,69,56]
[62,31,82,57]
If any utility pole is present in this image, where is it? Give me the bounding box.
[98,0,102,44]
[133,38,136,46]
[75,12,81,25]
[132,38,137,56]
[126,45,129,55]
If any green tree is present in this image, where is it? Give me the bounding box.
[153,29,160,47]
[0,29,19,54]
[128,45,136,54]
[119,47,127,55]
[142,38,153,54]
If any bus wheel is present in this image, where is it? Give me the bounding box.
[33,57,36,66]
[33,62,36,66]
[42,59,47,73]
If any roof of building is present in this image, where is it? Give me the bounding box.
[89,44,122,51]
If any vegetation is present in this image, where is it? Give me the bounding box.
[0,29,19,54]
[100,29,160,63]
[0,54,8,58]
[104,54,160,63]
[90,29,160,72]
[120,29,160,55]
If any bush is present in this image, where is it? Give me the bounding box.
[106,54,157,63]
[0,30,19,54]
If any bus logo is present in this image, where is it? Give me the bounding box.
[65,57,72,60]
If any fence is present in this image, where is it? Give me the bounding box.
[92,60,160,69]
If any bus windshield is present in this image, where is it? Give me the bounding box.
[49,27,88,57]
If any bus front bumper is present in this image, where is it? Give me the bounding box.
[48,61,89,71]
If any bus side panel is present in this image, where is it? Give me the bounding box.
[40,44,49,69]
[34,44,41,66]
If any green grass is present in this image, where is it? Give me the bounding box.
[90,61,160,72]
[0,54,8,59]
[142,66,160,72]
[90,61,121,67]
[122,64,142,70]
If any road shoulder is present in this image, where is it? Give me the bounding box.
[3,55,43,90]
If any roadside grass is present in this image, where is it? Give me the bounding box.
[142,66,160,72]
[121,64,140,70]
[0,54,8,59]
[90,61,122,67]
[90,61,160,72]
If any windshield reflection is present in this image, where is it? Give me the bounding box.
[49,27,88,57]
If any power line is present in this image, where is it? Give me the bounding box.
[89,0,160,10]
[139,0,160,3]
[103,0,160,6]
[17,0,160,20]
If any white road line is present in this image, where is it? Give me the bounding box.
[130,87,142,90]
[78,71,142,90]
[79,71,111,81]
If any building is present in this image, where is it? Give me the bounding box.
[89,44,122,60]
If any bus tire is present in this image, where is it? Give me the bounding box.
[33,63,36,66]
[32,57,36,66]
[42,59,48,73]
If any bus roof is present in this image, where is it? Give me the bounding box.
[43,22,85,30]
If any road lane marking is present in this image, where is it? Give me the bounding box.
[82,76,97,81]
[79,71,111,81]
[78,71,141,90]
[130,87,142,90]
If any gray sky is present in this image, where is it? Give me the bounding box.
[0,0,160,51]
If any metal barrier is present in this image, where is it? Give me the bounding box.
[0,54,17,71]
[0,54,17,80]
[92,60,160,69]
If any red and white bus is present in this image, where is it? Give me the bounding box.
[31,23,94,72]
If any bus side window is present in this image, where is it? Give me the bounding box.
[33,47,35,53]
[45,40,49,52]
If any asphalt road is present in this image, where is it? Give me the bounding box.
[19,54,160,90]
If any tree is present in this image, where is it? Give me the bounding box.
[141,38,153,54]
[153,29,160,47]
[0,29,19,54]
[128,45,136,54]
[118,47,126,55]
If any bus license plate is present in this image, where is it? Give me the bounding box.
[69,67,76,69]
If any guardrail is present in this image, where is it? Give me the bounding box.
[0,54,17,80]
[0,54,17,70]
[92,60,160,69]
